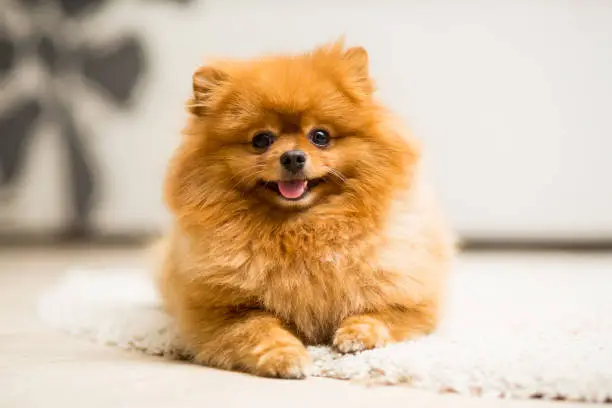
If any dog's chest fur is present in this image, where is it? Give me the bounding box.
[180,206,414,344]
[238,230,403,344]
[257,248,370,344]
[184,226,388,343]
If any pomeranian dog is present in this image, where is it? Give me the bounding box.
[158,41,455,379]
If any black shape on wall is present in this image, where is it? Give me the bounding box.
[56,102,95,231]
[0,100,42,185]
[81,36,145,105]
[37,35,60,73]
[18,0,42,6]
[55,0,107,17]
[0,31,16,79]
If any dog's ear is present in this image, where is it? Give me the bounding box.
[313,40,373,97]
[343,47,369,78]
[188,66,228,117]
[342,46,374,97]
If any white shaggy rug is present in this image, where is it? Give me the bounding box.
[37,255,612,403]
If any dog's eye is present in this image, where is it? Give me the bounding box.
[309,129,330,148]
[252,131,275,150]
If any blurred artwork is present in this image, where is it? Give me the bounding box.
[0,0,193,237]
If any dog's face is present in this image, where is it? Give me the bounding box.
[219,120,348,210]
[168,43,416,217]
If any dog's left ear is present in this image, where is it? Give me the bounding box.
[188,65,228,117]
[342,47,374,97]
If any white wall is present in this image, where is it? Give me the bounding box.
[5,0,612,240]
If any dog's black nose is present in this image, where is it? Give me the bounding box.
[280,150,307,173]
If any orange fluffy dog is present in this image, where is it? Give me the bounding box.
[158,41,455,379]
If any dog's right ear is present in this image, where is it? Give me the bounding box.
[188,66,228,117]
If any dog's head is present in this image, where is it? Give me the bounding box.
[166,42,419,219]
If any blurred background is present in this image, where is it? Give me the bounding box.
[1,0,612,248]
[3,4,612,405]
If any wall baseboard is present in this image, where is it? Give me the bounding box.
[1,232,612,252]
[462,239,612,252]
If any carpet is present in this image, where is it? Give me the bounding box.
[37,256,612,403]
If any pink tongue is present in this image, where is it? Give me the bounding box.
[277,180,307,199]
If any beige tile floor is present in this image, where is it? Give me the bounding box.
[0,247,601,408]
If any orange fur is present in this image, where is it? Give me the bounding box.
[157,41,455,379]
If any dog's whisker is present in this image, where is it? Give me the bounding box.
[228,164,265,181]
[324,166,348,183]
[228,167,265,191]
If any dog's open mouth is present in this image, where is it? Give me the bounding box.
[260,179,324,201]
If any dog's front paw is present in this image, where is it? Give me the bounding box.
[254,342,311,379]
[333,315,392,353]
